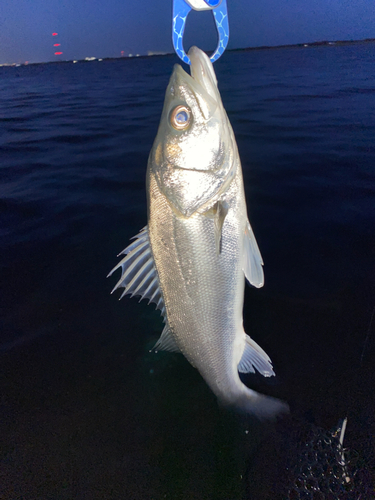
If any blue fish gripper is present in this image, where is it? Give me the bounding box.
[172,0,229,64]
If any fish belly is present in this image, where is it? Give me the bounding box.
[147,162,247,401]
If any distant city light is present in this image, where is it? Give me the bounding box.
[53,43,61,47]
[52,33,58,36]
[55,52,63,55]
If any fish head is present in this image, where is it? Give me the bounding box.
[149,46,236,218]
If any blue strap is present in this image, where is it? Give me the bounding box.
[172,0,229,65]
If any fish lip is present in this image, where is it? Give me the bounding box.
[188,46,219,99]
[172,46,220,105]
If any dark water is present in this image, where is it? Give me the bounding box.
[1,44,375,498]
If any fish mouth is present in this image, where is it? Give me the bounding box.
[173,46,221,106]
[188,46,219,101]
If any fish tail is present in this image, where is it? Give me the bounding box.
[226,386,289,420]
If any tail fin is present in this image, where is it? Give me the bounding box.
[224,386,289,420]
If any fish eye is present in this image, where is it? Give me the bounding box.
[170,105,191,130]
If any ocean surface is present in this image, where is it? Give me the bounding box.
[1,43,374,498]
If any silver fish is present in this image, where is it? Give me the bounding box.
[109,47,288,418]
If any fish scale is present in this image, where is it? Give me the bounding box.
[148,155,245,397]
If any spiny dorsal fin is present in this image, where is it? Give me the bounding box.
[238,334,275,377]
[107,226,165,317]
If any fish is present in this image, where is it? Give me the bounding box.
[108,46,289,418]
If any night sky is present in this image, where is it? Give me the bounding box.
[0,0,374,64]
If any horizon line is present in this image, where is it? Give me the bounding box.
[1,36,374,67]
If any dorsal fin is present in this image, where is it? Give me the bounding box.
[107,226,165,317]
[153,324,180,353]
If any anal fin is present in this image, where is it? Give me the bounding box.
[238,334,275,377]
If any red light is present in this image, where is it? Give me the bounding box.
[52,33,58,36]
[53,44,61,47]
[55,52,63,55]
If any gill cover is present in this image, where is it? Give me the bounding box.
[149,47,236,217]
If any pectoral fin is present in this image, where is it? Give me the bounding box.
[213,201,229,254]
[238,334,275,377]
[243,219,264,288]
[203,200,229,254]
